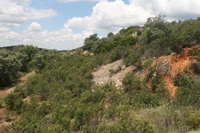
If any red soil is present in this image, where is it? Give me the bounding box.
[158,45,200,97]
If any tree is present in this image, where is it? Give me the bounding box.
[32,49,59,71]
[83,34,99,50]
[13,45,39,62]
[107,32,114,38]
[0,49,26,87]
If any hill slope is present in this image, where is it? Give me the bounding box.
[0,16,200,132]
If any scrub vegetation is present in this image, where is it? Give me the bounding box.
[1,16,200,132]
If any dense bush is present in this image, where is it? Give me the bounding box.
[32,49,59,71]
[174,74,200,107]
[178,110,200,130]
[122,72,169,107]
[124,47,142,67]
[189,62,200,74]
[0,98,3,108]
[83,34,99,50]
[2,16,200,132]
[4,92,24,113]
[0,49,27,87]
[0,45,40,87]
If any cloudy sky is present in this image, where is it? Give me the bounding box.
[0,0,200,50]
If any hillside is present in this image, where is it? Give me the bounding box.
[0,71,35,130]
[0,16,200,132]
[92,45,200,97]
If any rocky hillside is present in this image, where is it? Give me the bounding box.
[92,45,200,97]
[155,45,200,96]
[1,16,200,132]
[92,59,136,87]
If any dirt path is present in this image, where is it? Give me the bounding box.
[92,59,136,87]
[0,71,35,130]
[0,71,35,98]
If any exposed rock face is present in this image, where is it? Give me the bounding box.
[155,45,200,97]
[92,45,200,97]
[92,59,136,87]
[156,56,172,77]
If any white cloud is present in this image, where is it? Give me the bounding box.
[0,27,10,32]
[0,0,57,28]
[0,0,90,50]
[66,0,200,33]
[129,0,200,20]
[1,0,200,50]
[66,0,153,32]
[0,24,93,50]
[26,8,57,19]
[58,0,100,3]
[28,22,42,32]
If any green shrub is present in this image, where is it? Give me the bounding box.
[0,98,3,108]
[174,74,200,107]
[97,122,122,133]
[134,91,159,107]
[178,110,200,130]
[149,106,180,133]
[110,47,122,62]
[43,124,63,133]
[124,48,141,67]
[109,69,115,77]
[188,49,199,56]
[164,48,172,55]
[173,73,192,86]
[197,54,200,62]
[116,36,136,46]
[83,34,99,50]
[97,43,114,53]
[118,111,154,133]
[142,59,153,70]
[0,49,26,86]
[4,92,24,113]
[122,72,142,93]
[189,62,200,74]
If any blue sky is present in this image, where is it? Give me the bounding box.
[12,0,95,32]
[1,0,200,50]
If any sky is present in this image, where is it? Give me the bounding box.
[1,0,200,50]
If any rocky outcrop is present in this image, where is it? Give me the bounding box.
[92,59,136,87]
[92,45,200,97]
[155,45,200,96]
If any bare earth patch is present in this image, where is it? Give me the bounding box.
[0,71,35,98]
[92,59,136,87]
[156,45,200,97]
[93,45,200,97]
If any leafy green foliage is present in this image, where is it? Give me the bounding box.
[124,47,142,67]
[83,34,99,50]
[2,16,200,132]
[32,49,59,71]
[13,45,39,62]
[0,45,40,87]
[188,49,200,56]
[4,92,24,113]
[0,98,3,108]
[110,46,123,62]
[178,110,200,130]
[189,62,200,74]
[139,15,171,57]
[174,74,200,107]
[0,49,27,87]
[139,15,200,57]
[122,72,169,108]
[83,30,136,54]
